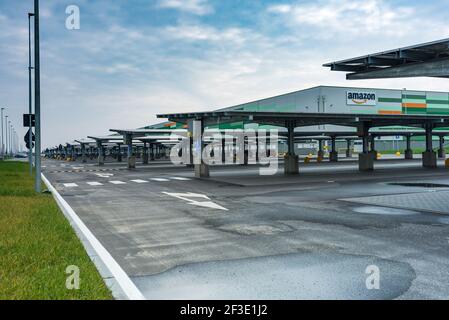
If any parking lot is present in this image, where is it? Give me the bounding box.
[42,157,449,299]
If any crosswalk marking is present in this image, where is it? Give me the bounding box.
[59,176,192,189]
[150,178,170,182]
[131,179,149,183]
[63,183,78,188]
[109,181,127,185]
[87,182,103,186]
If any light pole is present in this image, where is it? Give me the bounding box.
[34,0,41,192]
[0,107,4,160]
[5,115,8,156]
[9,122,13,156]
[28,12,35,174]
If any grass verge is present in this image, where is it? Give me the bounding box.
[0,161,112,299]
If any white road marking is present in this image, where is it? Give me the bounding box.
[87,182,103,186]
[63,183,78,188]
[162,192,228,211]
[109,181,126,185]
[95,173,114,178]
[150,178,170,182]
[170,177,191,181]
[72,166,84,170]
[131,179,149,183]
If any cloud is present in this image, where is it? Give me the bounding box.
[156,0,213,15]
[267,0,416,36]
[163,24,246,43]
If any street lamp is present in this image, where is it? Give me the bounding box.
[0,107,4,160]
[5,115,8,156]
[28,12,35,174]
[34,0,41,192]
[9,122,13,156]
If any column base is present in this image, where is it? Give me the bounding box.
[329,151,338,162]
[405,149,413,160]
[438,149,446,159]
[346,150,351,158]
[359,152,374,171]
[422,151,437,168]
[128,156,136,169]
[98,155,105,166]
[284,154,299,174]
[142,154,149,164]
[195,163,210,178]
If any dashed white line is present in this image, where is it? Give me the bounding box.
[131,179,149,183]
[63,183,78,188]
[150,178,170,182]
[87,182,103,186]
[170,177,191,181]
[109,181,127,185]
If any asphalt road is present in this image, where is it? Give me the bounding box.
[42,156,449,299]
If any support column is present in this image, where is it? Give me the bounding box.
[359,124,374,171]
[423,124,437,168]
[150,144,155,161]
[370,135,378,161]
[241,136,249,166]
[142,142,149,164]
[317,139,324,161]
[97,143,104,166]
[81,144,87,163]
[405,135,413,159]
[329,136,338,162]
[125,134,136,169]
[345,139,352,158]
[117,144,122,162]
[191,119,209,178]
[438,136,446,159]
[221,137,226,165]
[284,121,299,174]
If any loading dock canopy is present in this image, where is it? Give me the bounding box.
[157,110,449,129]
[323,38,449,80]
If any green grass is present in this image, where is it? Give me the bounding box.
[0,161,112,300]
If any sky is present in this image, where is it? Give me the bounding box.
[1,0,449,148]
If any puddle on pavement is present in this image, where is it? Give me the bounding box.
[132,252,415,300]
[353,206,419,216]
[387,183,449,188]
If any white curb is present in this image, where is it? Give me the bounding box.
[41,174,145,300]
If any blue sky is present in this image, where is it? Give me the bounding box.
[1,0,449,148]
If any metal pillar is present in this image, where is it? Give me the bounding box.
[191,119,209,178]
[81,144,87,163]
[125,134,135,169]
[34,0,42,192]
[221,137,226,164]
[28,12,35,174]
[0,108,4,160]
[346,139,352,158]
[142,142,149,164]
[370,135,378,160]
[423,123,437,168]
[97,143,105,166]
[405,135,413,159]
[359,124,374,171]
[438,136,446,159]
[329,136,338,162]
[284,121,299,174]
